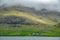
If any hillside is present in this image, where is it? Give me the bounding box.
[0,10,56,25]
[0,5,60,36]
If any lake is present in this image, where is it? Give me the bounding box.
[0,36,60,40]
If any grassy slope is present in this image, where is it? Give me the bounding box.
[0,10,60,36]
[0,24,60,36]
[0,10,56,25]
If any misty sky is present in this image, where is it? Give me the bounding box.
[0,0,60,11]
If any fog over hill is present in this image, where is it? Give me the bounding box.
[0,0,60,11]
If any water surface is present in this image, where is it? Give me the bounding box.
[0,36,60,40]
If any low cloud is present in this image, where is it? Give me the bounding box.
[0,0,60,11]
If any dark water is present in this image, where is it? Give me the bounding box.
[0,36,60,40]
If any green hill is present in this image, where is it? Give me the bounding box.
[0,6,60,36]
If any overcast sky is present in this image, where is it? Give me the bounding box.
[0,0,60,11]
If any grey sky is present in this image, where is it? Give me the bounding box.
[0,0,60,11]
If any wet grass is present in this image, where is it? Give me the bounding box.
[0,24,60,36]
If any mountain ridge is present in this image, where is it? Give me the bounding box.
[0,5,60,25]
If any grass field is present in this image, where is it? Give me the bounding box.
[0,24,60,36]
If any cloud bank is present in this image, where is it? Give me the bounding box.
[0,0,60,11]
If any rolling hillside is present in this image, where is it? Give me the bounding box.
[0,10,56,25]
[0,5,60,36]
